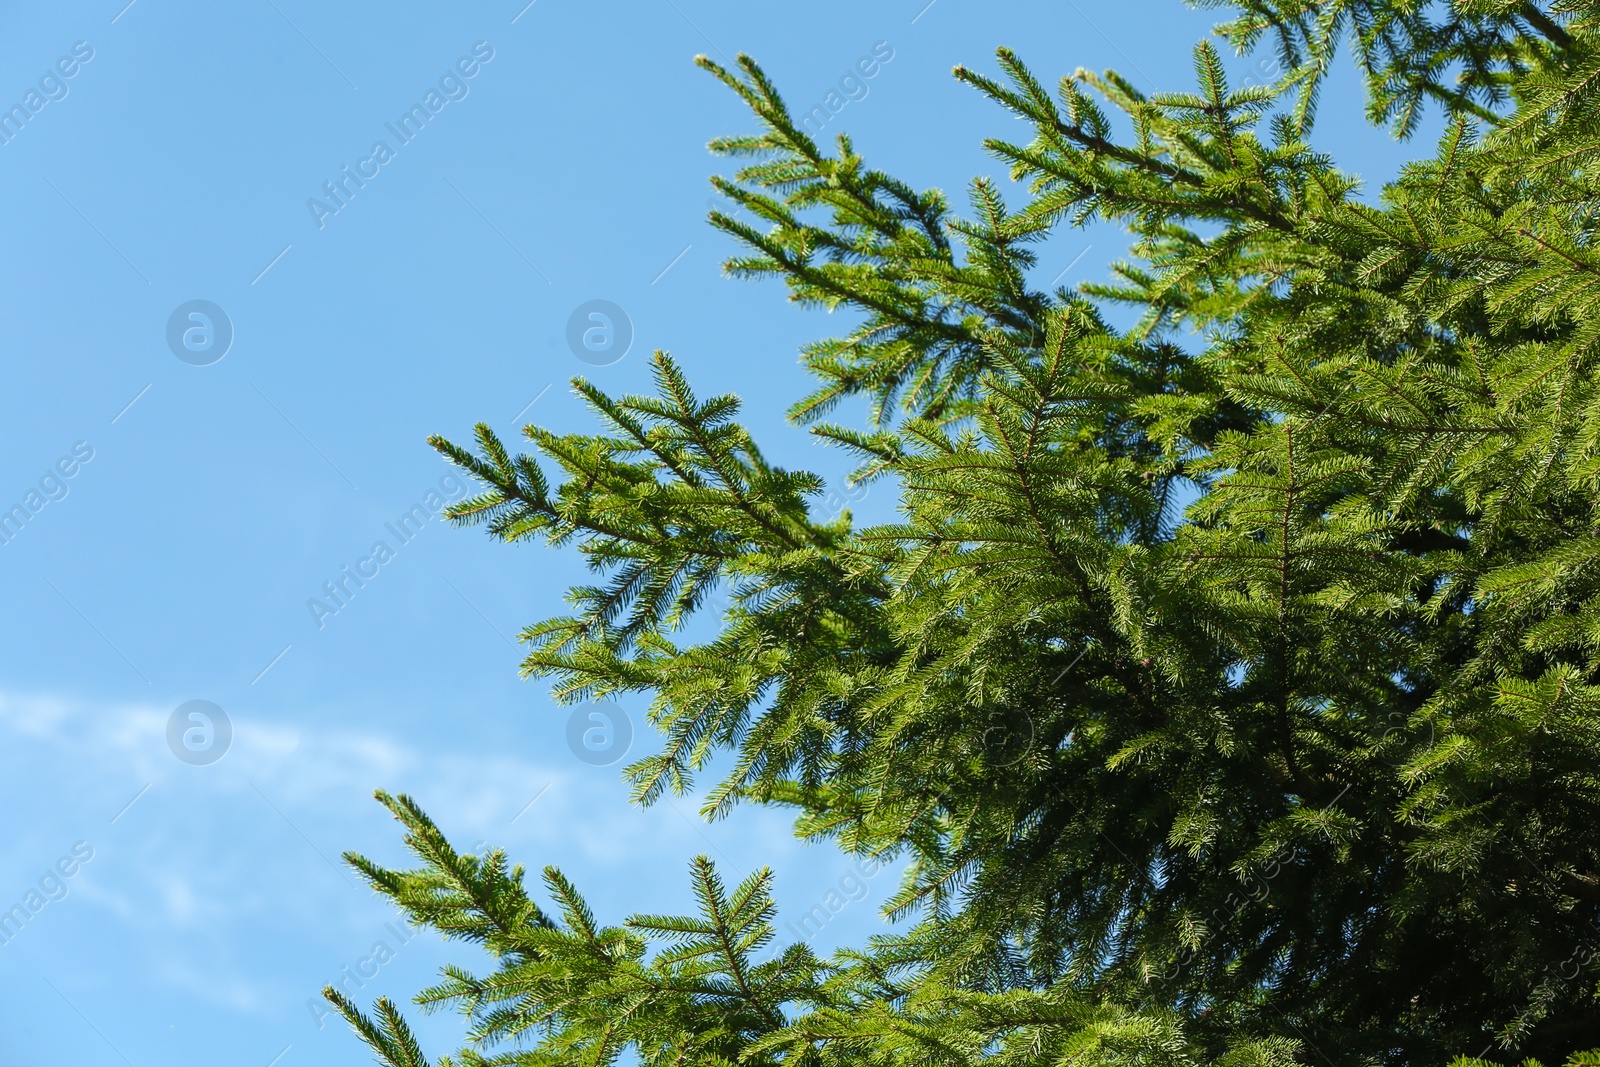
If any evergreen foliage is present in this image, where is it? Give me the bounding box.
[329,1,1600,1062]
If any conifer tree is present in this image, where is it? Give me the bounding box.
[328,2,1600,1063]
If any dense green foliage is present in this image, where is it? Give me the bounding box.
[329,2,1600,1063]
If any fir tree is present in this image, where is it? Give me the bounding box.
[329,1,1600,1063]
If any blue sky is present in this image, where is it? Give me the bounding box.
[0,2,1441,1064]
